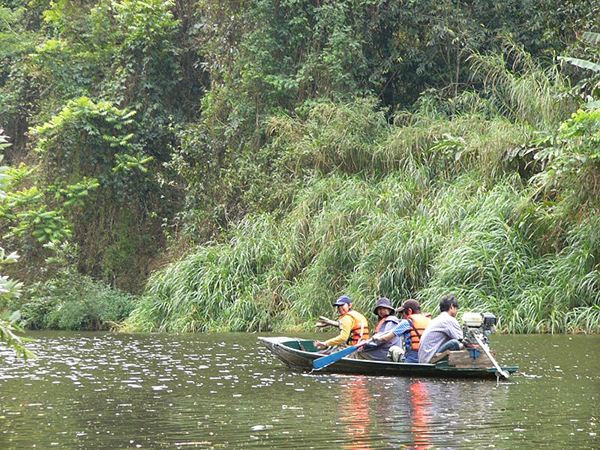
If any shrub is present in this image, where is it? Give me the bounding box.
[17,269,137,331]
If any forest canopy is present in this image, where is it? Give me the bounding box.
[0,0,598,337]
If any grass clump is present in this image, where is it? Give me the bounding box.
[16,270,136,331]
[126,216,283,332]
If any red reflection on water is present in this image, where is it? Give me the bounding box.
[409,381,432,450]
[341,377,372,450]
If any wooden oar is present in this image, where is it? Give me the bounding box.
[313,340,371,370]
[473,333,510,379]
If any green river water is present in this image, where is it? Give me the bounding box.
[0,332,598,449]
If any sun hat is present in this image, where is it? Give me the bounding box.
[373,297,395,315]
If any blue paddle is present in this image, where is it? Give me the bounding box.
[312,340,371,370]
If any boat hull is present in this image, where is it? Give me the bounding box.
[258,336,518,379]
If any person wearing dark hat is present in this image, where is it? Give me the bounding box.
[371,298,431,363]
[357,297,402,361]
[313,295,370,351]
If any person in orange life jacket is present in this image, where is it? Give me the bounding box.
[370,299,431,363]
[357,297,402,361]
[313,295,370,351]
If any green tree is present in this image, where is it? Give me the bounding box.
[32,97,161,291]
[0,3,43,161]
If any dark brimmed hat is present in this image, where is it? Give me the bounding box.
[332,295,352,306]
[397,299,421,314]
[373,297,395,315]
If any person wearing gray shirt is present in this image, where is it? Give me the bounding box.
[418,295,464,363]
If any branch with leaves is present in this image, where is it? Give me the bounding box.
[1,131,34,358]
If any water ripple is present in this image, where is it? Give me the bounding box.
[1,332,598,449]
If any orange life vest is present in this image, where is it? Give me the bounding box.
[374,315,399,333]
[374,317,386,333]
[341,310,370,345]
[408,313,431,351]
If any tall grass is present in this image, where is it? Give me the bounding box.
[469,43,577,131]
[126,216,283,332]
[270,97,532,186]
[127,171,599,334]
[267,97,391,177]
[420,183,599,333]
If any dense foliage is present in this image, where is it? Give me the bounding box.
[0,0,598,337]
[0,132,32,357]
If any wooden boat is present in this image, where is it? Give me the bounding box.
[258,336,519,379]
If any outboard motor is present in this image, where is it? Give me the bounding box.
[460,311,510,379]
[462,312,497,348]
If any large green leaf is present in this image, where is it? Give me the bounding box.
[559,56,600,73]
[582,32,600,45]
[585,100,600,110]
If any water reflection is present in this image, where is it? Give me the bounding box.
[405,380,510,449]
[409,381,432,450]
[336,371,513,449]
[340,377,372,450]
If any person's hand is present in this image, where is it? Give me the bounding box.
[313,340,326,350]
[315,316,340,328]
[371,333,383,343]
[356,339,370,350]
[460,339,474,349]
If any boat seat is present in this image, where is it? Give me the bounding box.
[429,350,451,364]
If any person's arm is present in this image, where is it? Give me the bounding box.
[449,317,463,340]
[314,316,341,329]
[323,314,353,346]
[314,315,354,349]
[372,320,410,344]
[368,330,394,346]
